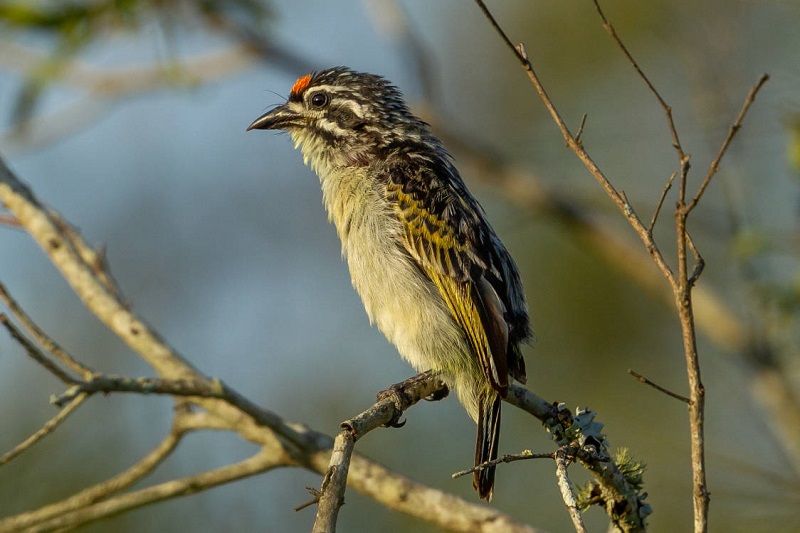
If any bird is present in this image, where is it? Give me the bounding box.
[247,67,532,500]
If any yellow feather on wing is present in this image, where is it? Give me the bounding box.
[389,181,509,394]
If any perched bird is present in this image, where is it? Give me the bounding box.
[248,67,532,500]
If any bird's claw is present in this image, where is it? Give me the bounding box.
[377,384,408,428]
[425,384,449,402]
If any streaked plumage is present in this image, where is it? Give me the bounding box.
[248,67,532,500]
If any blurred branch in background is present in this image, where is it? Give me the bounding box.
[0,0,315,152]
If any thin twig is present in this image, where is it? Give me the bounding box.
[50,212,125,302]
[628,369,691,404]
[686,232,705,287]
[296,488,322,512]
[472,0,677,292]
[574,113,588,146]
[51,375,227,407]
[686,74,770,213]
[674,213,708,533]
[0,394,87,467]
[555,447,588,533]
[0,448,282,533]
[0,314,79,385]
[0,423,188,531]
[650,172,676,234]
[591,0,685,161]
[452,450,554,479]
[473,0,521,59]
[0,283,94,379]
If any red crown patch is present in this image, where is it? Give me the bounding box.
[291,74,312,96]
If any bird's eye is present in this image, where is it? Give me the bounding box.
[309,92,330,108]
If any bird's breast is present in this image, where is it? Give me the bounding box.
[318,168,464,371]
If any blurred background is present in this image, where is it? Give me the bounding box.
[1,0,799,531]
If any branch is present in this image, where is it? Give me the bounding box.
[313,372,447,533]
[591,0,686,161]
[452,451,554,480]
[335,450,546,533]
[506,386,650,532]
[0,314,78,385]
[555,447,587,533]
[591,5,767,532]
[0,448,283,533]
[0,419,192,532]
[471,0,677,291]
[0,283,93,378]
[0,394,87,467]
[628,369,691,404]
[472,3,769,532]
[312,430,352,533]
[51,375,228,407]
[686,74,769,213]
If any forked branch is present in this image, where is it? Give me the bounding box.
[472,2,768,532]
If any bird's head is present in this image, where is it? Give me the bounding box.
[247,67,435,172]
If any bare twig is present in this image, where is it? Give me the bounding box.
[0,394,87,467]
[628,369,691,404]
[574,113,588,146]
[0,314,78,385]
[0,283,93,379]
[555,447,587,533]
[0,448,283,533]
[452,450,554,479]
[687,74,770,213]
[471,0,677,292]
[0,422,189,532]
[585,22,725,473]
[591,0,686,161]
[686,232,705,287]
[674,205,709,533]
[295,488,322,512]
[48,371,315,453]
[52,375,227,407]
[650,173,677,234]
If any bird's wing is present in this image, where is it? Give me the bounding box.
[385,156,511,395]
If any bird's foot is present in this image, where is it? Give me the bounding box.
[376,371,448,428]
[377,383,408,428]
[425,383,449,402]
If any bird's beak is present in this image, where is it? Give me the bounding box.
[246,104,303,132]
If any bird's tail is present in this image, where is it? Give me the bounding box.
[473,394,502,500]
